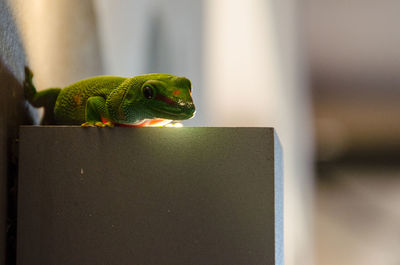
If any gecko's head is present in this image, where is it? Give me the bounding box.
[125,74,195,121]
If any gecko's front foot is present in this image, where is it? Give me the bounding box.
[81,121,114,128]
[24,66,33,84]
[23,66,35,99]
[103,121,114,127]
[81,122,96,127]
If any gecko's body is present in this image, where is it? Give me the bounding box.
[24,67,195,126]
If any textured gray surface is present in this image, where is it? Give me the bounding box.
[0,0,28,264]
[18,127,283,265]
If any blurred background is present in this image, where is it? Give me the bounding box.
[4,0,400,264]
[303,1,400,264]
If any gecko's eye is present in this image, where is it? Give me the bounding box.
[143,86,154,99]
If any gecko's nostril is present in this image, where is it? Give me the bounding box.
[185,103,195,113]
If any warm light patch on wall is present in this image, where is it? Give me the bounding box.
[204,0,283,126]
[9,0,102,90]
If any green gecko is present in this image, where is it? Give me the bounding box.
[23,67,195,127]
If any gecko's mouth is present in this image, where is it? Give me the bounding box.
[150,104,195,120]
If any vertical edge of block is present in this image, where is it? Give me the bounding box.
[273,129,284,265]
[17,126,38,265]
[16,126,28,265]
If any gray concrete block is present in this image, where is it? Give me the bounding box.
[18,127,283,265]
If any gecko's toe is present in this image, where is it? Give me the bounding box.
[103,121,114,128]
[95,122,106,127]
[81,122,95,127]
[24,66,33,79]
[82,121,112,128]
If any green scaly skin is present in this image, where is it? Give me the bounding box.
[24,67,195,127]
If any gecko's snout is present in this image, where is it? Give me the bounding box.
[181,102,195,118]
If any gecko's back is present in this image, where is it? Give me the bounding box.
[54,76,126,124]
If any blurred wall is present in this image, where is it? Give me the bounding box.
[10,0,103,94]
[303,0,400,161]
[302,1,400,264]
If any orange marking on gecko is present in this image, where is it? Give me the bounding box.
[101,117,169,127]
[73,93,82,106]
[173,90,181,95]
